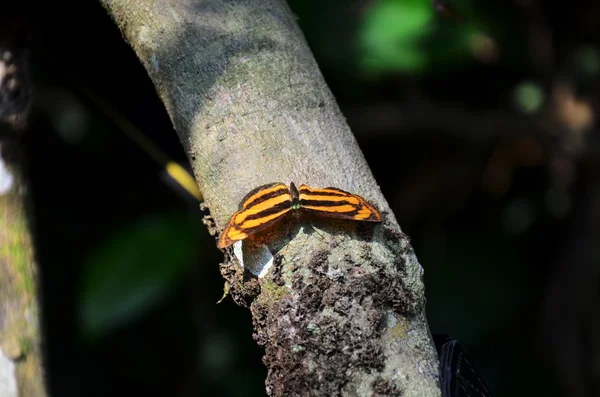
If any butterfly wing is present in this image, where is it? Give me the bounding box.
[218,183,292,248]
[297,185,382,222]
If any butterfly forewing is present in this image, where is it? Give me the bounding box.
[240,182,291,209]
[297,185,382,222]
[218,183,293,248]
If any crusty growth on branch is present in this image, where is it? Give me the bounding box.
[99,0,441,395]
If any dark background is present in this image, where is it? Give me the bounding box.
[2,0,599,396]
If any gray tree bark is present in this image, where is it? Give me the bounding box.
[0,40,48,397]
[99,1,441,395]
[0,152,47,397]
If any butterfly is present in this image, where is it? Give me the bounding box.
[217,182,382,248]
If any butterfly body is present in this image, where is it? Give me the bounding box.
[217,182,381,248]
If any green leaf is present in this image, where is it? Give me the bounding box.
[79,214,200,337]
[360,0,434,72]
[358,0,490,76]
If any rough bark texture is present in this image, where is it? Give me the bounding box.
[99,1,440,395]
[0,33,47,397]
[0,148,48,397]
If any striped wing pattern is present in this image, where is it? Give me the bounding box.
[297,185,382,221]
[218,182,382,248]
[217,183,293,248]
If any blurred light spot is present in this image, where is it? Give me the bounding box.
[201,333,235,378]
[503,198,536,234]
[54,105,89,144]
[2,51,13,62]
[514,81,544,114]
[575,46,600,77]
[544,187,571,219]
[0,157,14,195]
[468,33,499,64]
[552,83,594,134]
[38,88,90,145]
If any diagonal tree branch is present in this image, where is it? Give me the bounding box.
[99,0,440,395]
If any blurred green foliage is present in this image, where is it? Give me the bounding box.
[359,0,435,72]
[359,0,482,75]
[79,214,200,337]
[575,46,600,79]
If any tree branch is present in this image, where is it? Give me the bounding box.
[0,148,47,397]
[99,1,440,395]
[0,37,47,397]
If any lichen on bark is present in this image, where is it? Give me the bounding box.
[0,155,47,397]
[221,222,438,396]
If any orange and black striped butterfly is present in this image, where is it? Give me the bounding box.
[217,182,382,248]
